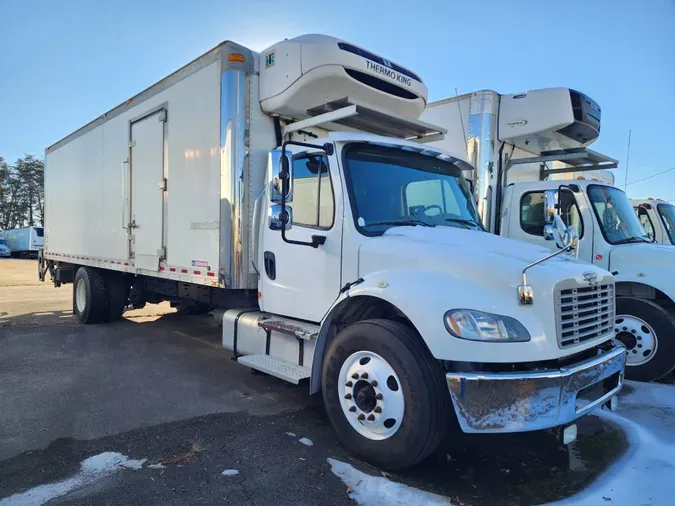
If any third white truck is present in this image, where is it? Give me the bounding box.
[39,36,625,469]
[424,88,675,381]
[633,198,675,245]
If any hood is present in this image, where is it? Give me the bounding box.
[610,243,675,271]
[609,243,675,299]
[358,226,612,295]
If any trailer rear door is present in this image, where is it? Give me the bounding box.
[130,109,167,271]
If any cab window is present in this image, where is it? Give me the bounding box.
[520,190,583,238]
[635,206,655,242]
[291,155,334,229]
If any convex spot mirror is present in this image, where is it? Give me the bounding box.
[269,149,293,203]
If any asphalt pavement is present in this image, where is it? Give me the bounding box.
[0,259,628,505]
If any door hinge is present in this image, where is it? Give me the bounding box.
[157,178,167,191]
[129,140,136,148]
[158,110,167,122]
[157,246,166,259]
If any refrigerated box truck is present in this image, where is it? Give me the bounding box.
[2,226,43,258]
[39,35,625,469]
[423,88,675,381]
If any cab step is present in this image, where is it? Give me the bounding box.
[258,317,320,341]
[237,354,311,384]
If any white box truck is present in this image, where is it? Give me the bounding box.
[423,88,675,382]
[39,36,626,469]
[0,231,10,258]
[633,198,675,245]
[3,226,43,258]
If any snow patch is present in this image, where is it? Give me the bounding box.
[328,458,454,506]
[221,469,239,476]
[148,463,165,469]
[546,388,674,506]
[298,437,313,446]
[285,432,296,437]
[0,452,146,506]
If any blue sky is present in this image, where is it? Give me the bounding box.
[1,0,674,200]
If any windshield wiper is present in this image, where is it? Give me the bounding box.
[366,219,435,228]
[443,217,483,230]
[614,237,650,244]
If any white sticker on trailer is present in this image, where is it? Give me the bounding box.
[190,221,219,230]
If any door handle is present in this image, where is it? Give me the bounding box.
[264,251,276,280]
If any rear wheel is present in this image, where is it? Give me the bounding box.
[322,319,451,470]
[104,273,128,322]
[73,267,106,324]
[616,297,675,382]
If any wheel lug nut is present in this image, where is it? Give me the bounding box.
[637,344,642,348]
[345,393,352,400]
[345,381,353,387]
[349,406,356,412]
[358,414,365,421]
[361,372,368,379]
[623,327,627,331]
[367,414,375,421]
[632,350,638,354]
[637,336,642,340]
[631,329,636,334]
[374,406,382,413]
[376,393,383,400]
[370,380,378,387]
[352,373,359,380]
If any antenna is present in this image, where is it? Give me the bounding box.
[456,88,468,153]
[623,129,631,190]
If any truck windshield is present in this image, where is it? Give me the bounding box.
[587,185,650,245]
[0,239,6,246]
[657,203,675,244]
[342,143,483,235]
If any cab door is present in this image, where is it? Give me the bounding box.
[508,186,595,264]
[258,149,343,323]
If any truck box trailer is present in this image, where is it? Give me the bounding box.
[40,35,625,469]
[423,88,675,382]
[633,198,675,245]
[2,226,43,258]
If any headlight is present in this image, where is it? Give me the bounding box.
[444,309,530,342]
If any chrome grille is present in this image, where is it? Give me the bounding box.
[555,282,615,348]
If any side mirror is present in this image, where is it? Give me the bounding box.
[269,149,293,203]
[269,204,292,230]
[545,215,578,252]
[544,189,558,224]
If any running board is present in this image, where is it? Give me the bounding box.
[258,317,319,341]
[237,354,311,384]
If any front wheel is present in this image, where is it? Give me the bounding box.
[321,319,451,470]
[615,297,675,382]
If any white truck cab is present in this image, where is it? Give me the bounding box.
[425,88,675,382]
[41,37,625,469]
[633,198,675,245]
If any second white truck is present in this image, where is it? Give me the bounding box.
[424,88,675,381]
[40,36,625,469]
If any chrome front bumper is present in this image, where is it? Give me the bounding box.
[446,342,626,433]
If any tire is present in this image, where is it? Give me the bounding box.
[321,319,451,470]
[616,297,675,382]
[73,267,106,324]
[104,273,128,322]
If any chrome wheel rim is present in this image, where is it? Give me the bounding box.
[75,278,87,314]
[337,351,404,441]
[615,314,658,366]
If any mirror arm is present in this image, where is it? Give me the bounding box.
[279,140,332,248]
